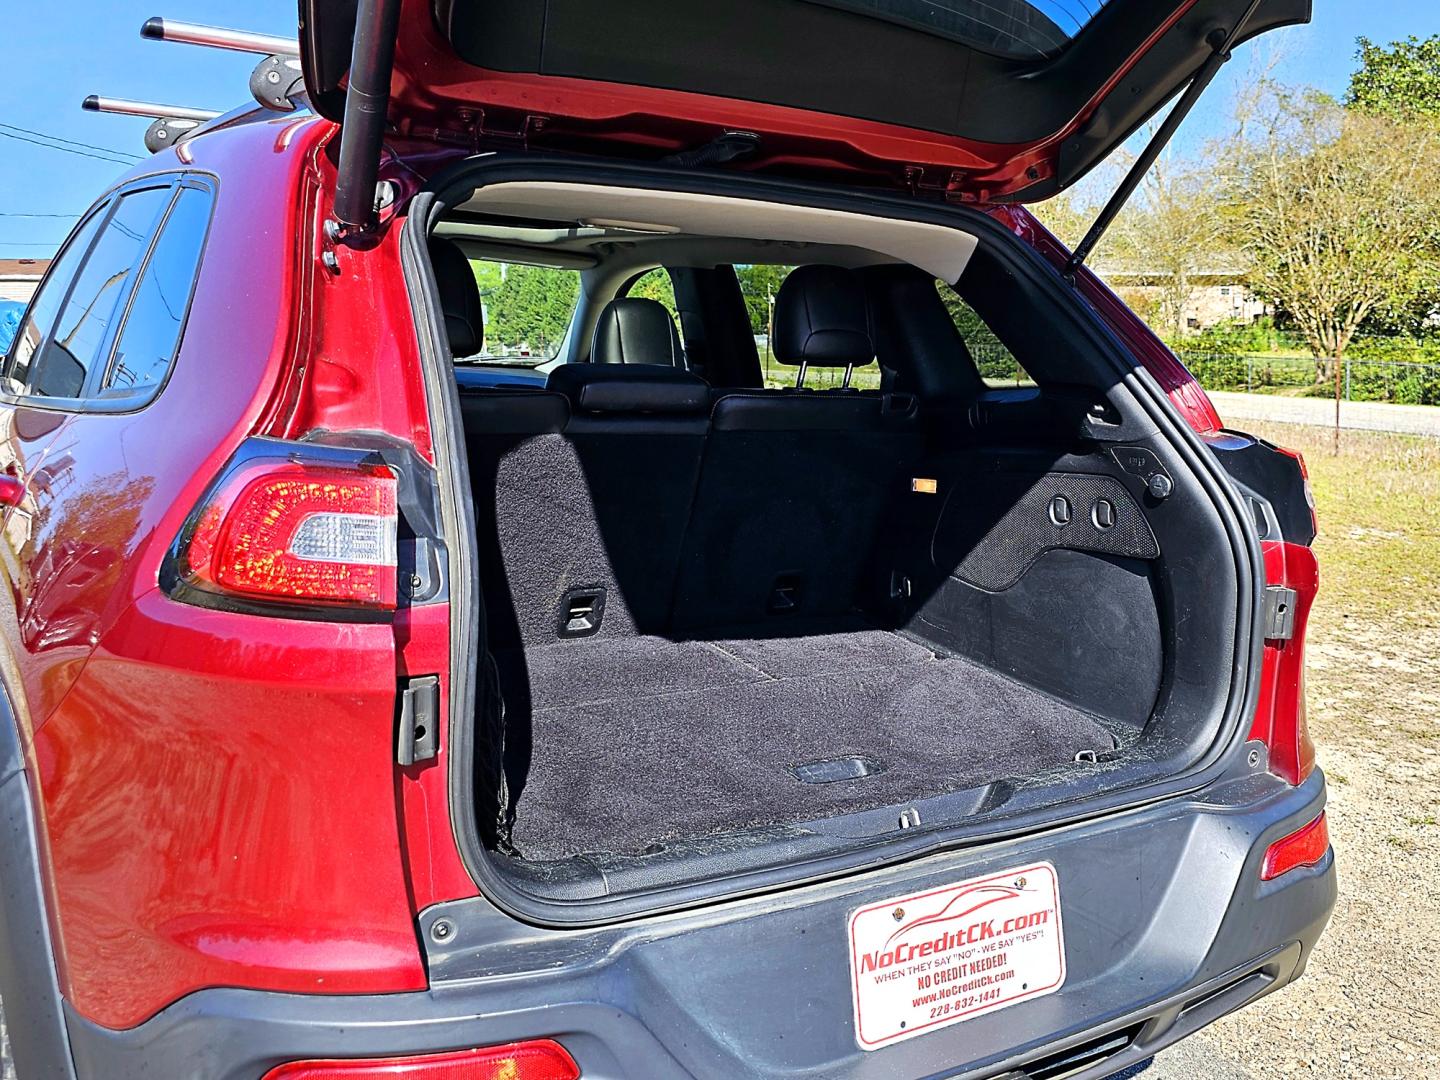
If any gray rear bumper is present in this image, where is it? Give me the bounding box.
[64,768,1335,1080]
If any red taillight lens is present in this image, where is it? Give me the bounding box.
[174,450,399,611]
[1260,812,1330,880]
[261,1041,580,1080]
[1249,540,1319,784]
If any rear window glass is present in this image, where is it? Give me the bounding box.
[810,0,1112,60]
[935,280,1034,388]
[739,264,882,391]
[466,259,580,365]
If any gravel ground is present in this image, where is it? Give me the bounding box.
[1,422,1434,1080]
[1129,421,1440,1080]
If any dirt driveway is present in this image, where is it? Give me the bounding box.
[1137,420,1440,1079]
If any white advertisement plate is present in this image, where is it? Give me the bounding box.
[848,861,1066,1050]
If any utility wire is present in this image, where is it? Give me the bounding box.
[0,212,79,219]
[0,130,137,166]
[0,122,142,162]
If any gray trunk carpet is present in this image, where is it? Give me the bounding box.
[495,621,1117,860]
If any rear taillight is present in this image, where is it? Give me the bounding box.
[167,440,399,614]
[260,1041,580,1080]
[1249,540,1319,785]
[1261,812,1330,880]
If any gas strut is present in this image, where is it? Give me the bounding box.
[1065,0,1266,276]
[331,0,404,235]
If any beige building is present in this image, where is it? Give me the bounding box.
[1094,266,1269,332]
[0,258,50,305]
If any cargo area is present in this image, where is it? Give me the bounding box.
[424,176,1248,900]
[493,622,1118,860]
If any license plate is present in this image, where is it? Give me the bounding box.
[848,861,1066,1050]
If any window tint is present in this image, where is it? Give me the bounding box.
[466,259,579,365]
[29,187,171,400]
[6,205,108,392]
[103,186,213,401]
[935,280,1034,388]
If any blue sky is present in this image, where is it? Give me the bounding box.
[2,0,1438,257]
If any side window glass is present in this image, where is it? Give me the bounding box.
[103,186,213,402]
[5,204,109,392]
[29,186,171,401]
[935,280,1035,388]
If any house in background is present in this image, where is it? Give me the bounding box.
[0,258,50,304]
[1093,264,1270,333]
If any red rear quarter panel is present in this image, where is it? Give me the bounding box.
[13,118,432,1028]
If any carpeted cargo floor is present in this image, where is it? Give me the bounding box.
[495,620,1117,860]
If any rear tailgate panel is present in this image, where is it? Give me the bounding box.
[66,768,1334,1079]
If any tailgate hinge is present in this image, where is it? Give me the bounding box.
[1262,586,1298,641]
[396,675,440,766]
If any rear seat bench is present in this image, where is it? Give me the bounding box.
[451,264,921,646]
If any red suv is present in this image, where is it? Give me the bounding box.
[0,2,1333,1078]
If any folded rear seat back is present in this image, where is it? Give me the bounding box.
[674,265,924,630]
[468,362,711,649]
[461,388,574,650]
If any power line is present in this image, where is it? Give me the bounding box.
[0,129,135,166]
[0,123,142,162]
[0,212,79,219]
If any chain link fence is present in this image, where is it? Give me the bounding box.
[1176,351,1440,406]
[759,338,1440,407]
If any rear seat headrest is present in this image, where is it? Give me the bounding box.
[547,363,708,415]
[428,237,484,357]
[774,265,874,367]
[592,297,686,367]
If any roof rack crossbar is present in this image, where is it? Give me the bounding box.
[140,17,299,58]
[82,96,221,124]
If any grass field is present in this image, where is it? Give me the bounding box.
[1175,422,1440,1079]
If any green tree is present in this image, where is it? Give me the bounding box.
[625,268,681,322]
[1031,192,1094,251]
[1347,35,1440,124]
[483,263,578,354]
[735,264,792,334]
[1227,86,1440,380]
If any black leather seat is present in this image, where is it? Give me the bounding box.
[591,297,686,368]
[772,263,872,388]
[429,236,485,358]
[547,363,707,419]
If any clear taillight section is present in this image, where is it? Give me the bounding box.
[169,441,400,613]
